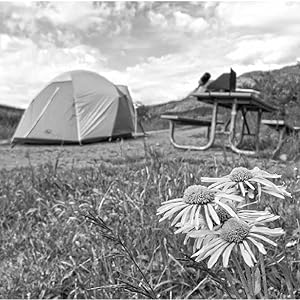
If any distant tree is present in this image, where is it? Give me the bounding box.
[135,101,152,122]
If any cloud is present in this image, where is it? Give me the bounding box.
[226,35,300,65]
[148,11,168,28]
[148,6,209,33]
[216,2,300,34]
[173,11,209,33]
[1,2,300,108]
[0,34,107,107]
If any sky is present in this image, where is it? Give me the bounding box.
[1,1,300,108]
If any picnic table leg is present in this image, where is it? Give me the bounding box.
[206,125,211,139]
[229,99,257,156]
[236,109,246,147]
[168,102,218,151]
[272,127,286,158]
[255,109,262,152]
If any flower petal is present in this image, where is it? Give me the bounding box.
[161,198,184,205]
[207,203,220,225]
[196,240,227,262]
[249,233,278,247]
[204,205,213,230]
[188,229,214,239]
[216,201,238,218]
[239,182,246,197]
[188,204,198,224]
[257,183,262,200]
[158,204,188,221]
[242,240,257,263]
[217,192,244,202]
[201,177,227,182]
[247,236,267,255]
[244,180,255,190]
[207,242,228,268]
[208,181,234,190]
[249,177,274,188]
[251,167,281,178]
[182,205,193,224]
[239,243,254,267]
[222,243,235,268]
[195,206,202,230]
[254,215,280,224]
[251,226,284,237]
[171,206,192,226]
[261,188,285,199]
[192,238,224,259]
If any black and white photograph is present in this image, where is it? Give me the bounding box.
[0,1,299,299]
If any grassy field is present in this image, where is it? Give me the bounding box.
[0,128,300,299]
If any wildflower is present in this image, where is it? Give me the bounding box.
[191,217,284,268]
[157,185,243,230]
[201,167,291,200]
[184,206,279,250]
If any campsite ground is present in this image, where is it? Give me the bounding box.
[1,127,300,298]
[1,126,299,171]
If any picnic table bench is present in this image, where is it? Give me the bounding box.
[262,119,300,157]
[160,114,224,150]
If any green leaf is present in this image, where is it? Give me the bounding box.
[254,267,261,296]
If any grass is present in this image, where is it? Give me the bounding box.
[0,131,300,299]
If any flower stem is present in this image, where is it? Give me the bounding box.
[232,253,252,299]
[244,264,254,296]
[118,237,157,299]
[259,253,268,298]
[223,268,240,299]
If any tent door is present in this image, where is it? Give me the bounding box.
[24,87,60,138]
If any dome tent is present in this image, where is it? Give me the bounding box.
[12,70,135,145]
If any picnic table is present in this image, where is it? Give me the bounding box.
[162,90,277,156]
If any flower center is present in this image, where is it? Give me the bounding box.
[229,167,253,182]
[183,185,215,205]
[215,205,236,223]
[220,218,250,243]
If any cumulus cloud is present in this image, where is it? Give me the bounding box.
[0,34,107,107]
[226,36,300,65]
[173,11,209,33]
[148,11,168,28]
[216,2,300,33]
[148,7,209,33]
[0,2,300,107]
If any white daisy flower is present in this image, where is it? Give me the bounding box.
[185,206,280,251]
[191,218,284,268]
[201,167,291,200]
[157,185,243,230]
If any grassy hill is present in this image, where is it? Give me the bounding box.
[138,63,300,131]
[0,104,24,139]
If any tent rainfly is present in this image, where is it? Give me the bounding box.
[12,70,135,144]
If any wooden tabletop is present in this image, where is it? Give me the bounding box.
[192,91,277,113]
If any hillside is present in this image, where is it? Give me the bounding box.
[0,104,24,139]
[138,64,300,131]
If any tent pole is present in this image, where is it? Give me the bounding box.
[134,104,138,134]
